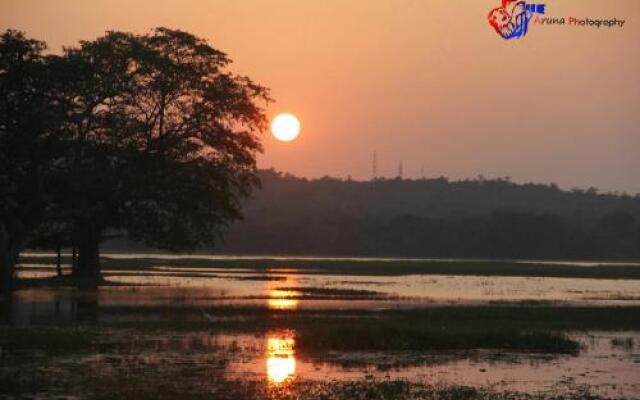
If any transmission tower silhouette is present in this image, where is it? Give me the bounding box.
[372,151,378,181]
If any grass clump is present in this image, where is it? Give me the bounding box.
[0,326,96,354]
[275,286,383,297]
[295,321,579,354]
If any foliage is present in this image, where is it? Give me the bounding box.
[218,170,640,259]
[1,28,270,282]
[0,30,64,289]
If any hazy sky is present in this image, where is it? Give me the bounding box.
[1,0,639,193]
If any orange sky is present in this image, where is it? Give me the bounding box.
[1,0,639,193]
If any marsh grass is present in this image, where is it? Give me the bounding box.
[0,314,581,355]
[79,304,640,354]
[386,306,640,331]
[0,308,626,399]
[13,274,119,289]
[93,305,640,331]
[274,286,384,297]
[610,337,635,350]
[0,326,96,354]
[233,275,287,281]
[295,323,579,353]
[0,370,611,400]
[7,256,640,399]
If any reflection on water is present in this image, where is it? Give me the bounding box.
[266,333,296,384]
[9,256,640,398]
[267,275,300,310]
[16,262,640,309]
[268,289,300,310]
[268,297,299,310]
[221,331,640,398]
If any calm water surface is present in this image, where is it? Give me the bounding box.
[6,255,640,398]
[14,256,640,310]
[223,331,640,398]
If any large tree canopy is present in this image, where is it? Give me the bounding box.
[0,30,63,290]
[0,28,270,285]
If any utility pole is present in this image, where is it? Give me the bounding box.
[372,151,378,181]
[398,161,403,180]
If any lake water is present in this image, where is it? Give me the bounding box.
[223,331,640,398]
[13,256,640,314]
[4,255,640,399]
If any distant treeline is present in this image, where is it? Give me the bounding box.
[212,170,640,259]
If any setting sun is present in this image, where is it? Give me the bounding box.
[271,113,300,142]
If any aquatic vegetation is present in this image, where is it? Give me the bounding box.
[4,259,640,398]
[0,326,96,354]
[610,337,635,350]
[273,286,384,297]
[234,275,288,281]
[293,320,580,354]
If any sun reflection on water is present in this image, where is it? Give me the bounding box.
[268,289,300,310]
[266,334,296,384]
[267,275,300,310]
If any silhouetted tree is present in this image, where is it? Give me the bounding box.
[48,28,269,278]
[0,31,64,291]
[1,28,269,284]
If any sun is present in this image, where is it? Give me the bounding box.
[271,113,300,142]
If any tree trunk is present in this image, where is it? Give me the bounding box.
[56,244,62,276]
[72,246,78,274]
[75,233,101,280]
[1,290,12,323]
[0,243,17,293]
